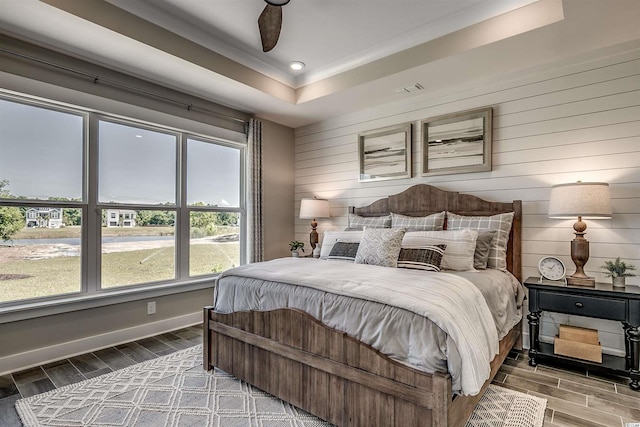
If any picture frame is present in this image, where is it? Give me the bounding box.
[358,123,412,182]
[421,107,492,176]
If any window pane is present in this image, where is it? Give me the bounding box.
[99,121,177,205]
[101,209,175,288]
[190,211,240,276]
[0,99,83,200]
[187,138,240,207]
[0,206,81,303]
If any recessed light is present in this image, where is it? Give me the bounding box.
[289,61,305,71]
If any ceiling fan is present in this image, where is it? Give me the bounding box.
[258,0,290,52]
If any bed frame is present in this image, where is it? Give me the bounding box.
[204,184,522,427]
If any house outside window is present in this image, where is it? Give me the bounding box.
[0,94,245,306]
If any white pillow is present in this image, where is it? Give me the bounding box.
[402,229,479,271]
[319,230,363,259]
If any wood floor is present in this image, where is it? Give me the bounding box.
[1,325,638,427]
[496,350,640,427]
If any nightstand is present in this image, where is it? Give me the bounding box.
[524,277,640,391]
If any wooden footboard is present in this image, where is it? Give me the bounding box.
[204,307,520,427]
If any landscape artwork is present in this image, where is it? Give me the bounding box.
[358,123,411,182]
[422,107,492,176]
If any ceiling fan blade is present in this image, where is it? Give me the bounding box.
[258,4,282,52]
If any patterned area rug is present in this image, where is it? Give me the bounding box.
[16,345,546,427]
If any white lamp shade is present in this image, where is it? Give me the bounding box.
[299,198,330,219]
[548,182,612,219]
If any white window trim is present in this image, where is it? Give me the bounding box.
[0,92,247,316]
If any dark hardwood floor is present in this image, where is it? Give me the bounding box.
[1,325,638,426]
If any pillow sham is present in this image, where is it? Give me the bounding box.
[327,241,360,262]
[354,228,405,268]
[474,230,497,270]
[397,244,446,271]
[347,213,391,230]
[446,211,514,271]
[402,229,479,271]
[391,211,445,231]
[319,230,363,259]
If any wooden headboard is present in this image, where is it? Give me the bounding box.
[348,184,522,281]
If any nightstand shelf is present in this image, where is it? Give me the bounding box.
[524,276,640,391]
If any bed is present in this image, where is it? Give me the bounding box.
[204,184,523,427]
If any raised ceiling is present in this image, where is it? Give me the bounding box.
[1,0,639,128]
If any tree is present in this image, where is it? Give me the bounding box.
[0,180,24,241]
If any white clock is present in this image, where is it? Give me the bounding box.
[538,256,567,283]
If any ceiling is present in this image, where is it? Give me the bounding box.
[0,0,639,128]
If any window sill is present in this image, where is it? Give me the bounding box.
[0,277,217,324]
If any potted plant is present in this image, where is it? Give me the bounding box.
[601,257,636,287]
[289,241,305,257]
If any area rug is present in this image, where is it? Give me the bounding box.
[16,345,546,426]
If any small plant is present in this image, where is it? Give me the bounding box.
[601,257,636,278]
[289,241,305,253]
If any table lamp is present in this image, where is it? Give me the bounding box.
[548,181,611,287]
[299,197,330,255]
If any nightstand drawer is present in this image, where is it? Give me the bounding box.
[538,292,627,321]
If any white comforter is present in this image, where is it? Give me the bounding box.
[215,258,517,395]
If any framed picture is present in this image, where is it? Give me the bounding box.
[358,123,412,182]
[421,107,492,176]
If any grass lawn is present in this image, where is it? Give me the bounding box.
[0,243,239,303]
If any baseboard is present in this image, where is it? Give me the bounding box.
[0,311,201,376]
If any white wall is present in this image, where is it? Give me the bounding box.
[293,42,640,356]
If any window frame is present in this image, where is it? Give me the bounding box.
[0,93,246,320]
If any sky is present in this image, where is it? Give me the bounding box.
[1,99,240,207]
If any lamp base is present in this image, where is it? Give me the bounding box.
[566,275,595,287]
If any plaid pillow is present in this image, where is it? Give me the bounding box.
[391,211,445,231]
[397,244,446,271]
[348,213,391,230]
[446,212,514,270]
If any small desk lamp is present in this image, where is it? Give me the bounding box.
[548,181,611,287]
[299,198,330,255]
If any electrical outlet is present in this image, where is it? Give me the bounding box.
[147,301,156,315]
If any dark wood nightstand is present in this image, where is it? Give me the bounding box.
[523,276,640,391]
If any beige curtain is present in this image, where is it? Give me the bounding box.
[246,118,264,263]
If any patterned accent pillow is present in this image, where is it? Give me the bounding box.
[397,244,446,271]
[446,211,515,271]
[402,229,479,271]
[391,211,445,231]
[354,228,406,268]
[327,242,360,262]
[474,230,497,270]
[319,230,363,259]
[347,213,391,230]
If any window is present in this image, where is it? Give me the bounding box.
[0,95,245,306]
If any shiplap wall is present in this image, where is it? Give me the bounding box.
[293,43,640,355]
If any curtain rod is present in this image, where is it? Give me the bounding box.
[1,47,249,125]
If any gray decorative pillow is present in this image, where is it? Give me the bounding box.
[446,211,514,271]
[474,230,497,270]
[391,211,445,231]
[327,241,359,262]
[397,244,446,271]
[348,213,391,230]
[354,228,406,268]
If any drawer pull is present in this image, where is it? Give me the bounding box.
[575,302,584,308]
